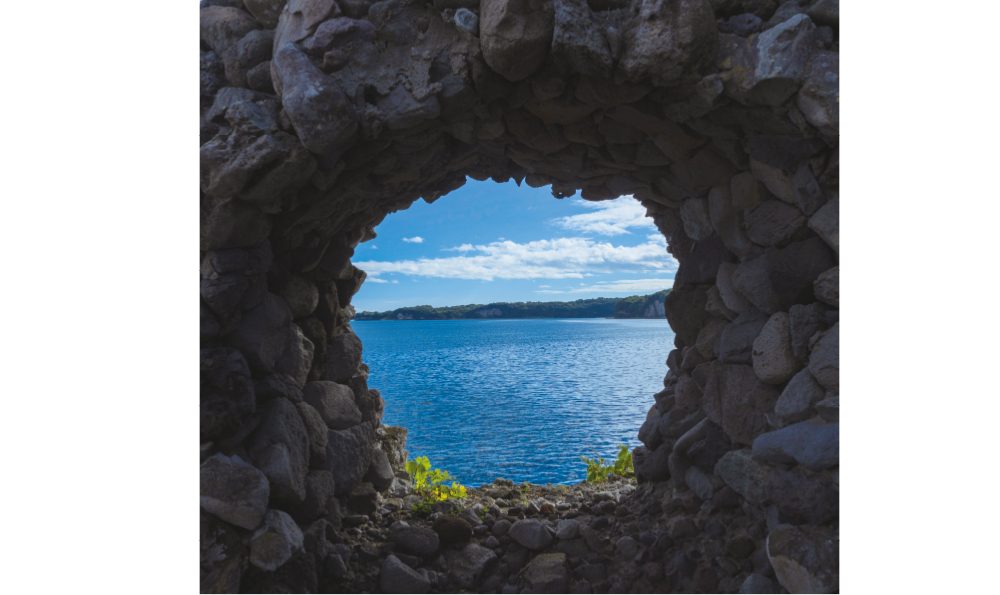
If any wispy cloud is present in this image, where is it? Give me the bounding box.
[552,197,656,236]
[403,236,424,243]
[355,235,677,282]
[445,244,475,252]
[535,278,674,294]
[368,278,389,283]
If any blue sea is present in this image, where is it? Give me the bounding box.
[352,318,675,486]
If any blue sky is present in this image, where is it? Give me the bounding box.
[352,180,678,312]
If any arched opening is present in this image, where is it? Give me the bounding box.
[200,0,839,592]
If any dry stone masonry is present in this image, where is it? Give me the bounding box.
[200,0,839,591]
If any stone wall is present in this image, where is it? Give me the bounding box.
[199,0,838,592]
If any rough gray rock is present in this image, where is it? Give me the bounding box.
[363,447,394,490]
[703,364,780,445]
[324,330,363,383]
[380,555,431,593]
[808,322,839,393]
[722,13,816,106]
[814,266,839,307]
[789,302,830,362]
[524,552,569,592]
[201,347,256,442]
[551,0,613,78]
[774,368,825,424]
[767,524,839,594]
[508,519,554,550]
[731,237,837,314]
[249,509,304,571]
[303,381,361,429]
[797,50,839,136]
[717,308,768,365]
[322,422,374,496]
[280,276,319,319]
[808,199,839,255]
[274,323,314,389]
[684,465,717,501]
[272,44,357,158]
[246,397,311,507]
[816,395,839,422]
[390,523,440,557]
[619,0,718,86]
[200,453,270,530]
[744,199,806,247]
[480,0,554,82]
[717,262,754,315]
[753,417,839,471]
[445,543,497,589]
[555,519,580,540]
[752,312,802,384]
[294,401,328,468]
[739,572,777,593]
[681,198,715,241]
[716,449,838,524]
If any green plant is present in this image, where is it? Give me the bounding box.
[580,444,633,483]
[406,456,468,513]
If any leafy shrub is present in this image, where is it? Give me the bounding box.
[406,456,467,513]
[580,444,633,483]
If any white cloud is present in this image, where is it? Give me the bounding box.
[535,278,674,294]
[370,245,377,249]
[402,236,424,243]
[539,285,551,288]
[356,236,677,282]
[391,280,399,284]
[445,244,475,252]
[368,278,389,283]
[552,197,657,236]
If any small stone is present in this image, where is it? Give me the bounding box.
[492,518,512,537]
[684,465,715,501]
[200,453,270,530]
[433,514,473,544]
[454,8,479,35]
[508,519,554,550]
[380,555,431,594]
[303,381,360,430]
[816,395,839,422]
[808,199,839,255]
[249,509,304,571]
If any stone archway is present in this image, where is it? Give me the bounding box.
[200,0,839,592]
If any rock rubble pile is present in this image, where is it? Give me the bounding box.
[200,0,839,591]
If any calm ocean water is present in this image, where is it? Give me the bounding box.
[352,318,675,486]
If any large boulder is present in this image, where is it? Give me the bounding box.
[247,397,312,507]
[273,323,314,389]
[200,453,270,530]
[767,524,839,593]
[303,381,361,429]
[323,422,375,496]
[480,0,554,82]
[664,284,710,346]
[244,0,288,29]
[619,0,718,86]
[744,200,807,247]
[290,470,336,525]
[796,50,839,136]
[363,447,394,490]
[294,401,328,467]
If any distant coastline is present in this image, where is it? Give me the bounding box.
[355,289,671,321]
